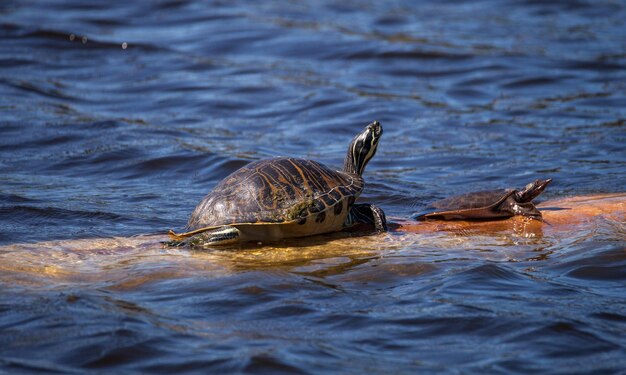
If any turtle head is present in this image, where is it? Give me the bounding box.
[515,178,552,203]
[343,121,383,176]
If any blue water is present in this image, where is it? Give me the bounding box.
[1,1,625,373]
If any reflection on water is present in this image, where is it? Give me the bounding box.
[1,0,626,372]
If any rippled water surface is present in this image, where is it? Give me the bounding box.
[1,1,625,373]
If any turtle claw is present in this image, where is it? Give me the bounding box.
[371,205,388,232]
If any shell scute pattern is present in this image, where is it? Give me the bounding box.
[334,202,343,215]
[187,157,362,230]
[433,189,512,211]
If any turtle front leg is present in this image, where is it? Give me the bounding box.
[346,203,388,232]
[165,226,241,247]
[500,201,543,221]
[515,202,543,221]
[370,205,388,232]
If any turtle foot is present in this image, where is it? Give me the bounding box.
[347,203,388,232]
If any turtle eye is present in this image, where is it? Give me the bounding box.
[368,121,382,136]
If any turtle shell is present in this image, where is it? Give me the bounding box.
[187,157,363,230]
[414,189,515,220]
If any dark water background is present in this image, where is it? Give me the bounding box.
[1,0,625,373]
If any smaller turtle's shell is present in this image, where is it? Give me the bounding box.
[415,189,515,220]
[187,157,363,230]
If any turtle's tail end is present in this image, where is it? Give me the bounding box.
[168,229,185,241]
[163,227,241,248]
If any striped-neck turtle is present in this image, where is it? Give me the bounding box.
[167,121,386,247]
[412,179,552,221]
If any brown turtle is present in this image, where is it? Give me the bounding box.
[167,121,386,247]
[412,179,552,221]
